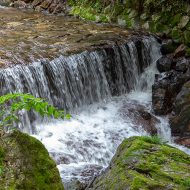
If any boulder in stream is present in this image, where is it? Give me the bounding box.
[119,101,158,135]
[87,136,190,190]
[0,130,64,190]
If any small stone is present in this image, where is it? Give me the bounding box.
[174,137,190,148]
[178,16,190,29]
[156,56,173,72]
[174,44,186,58]
[142,22,150,30]
[160,39,176,55]
[175,57,190,72]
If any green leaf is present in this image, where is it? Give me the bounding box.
[0,93,70,129]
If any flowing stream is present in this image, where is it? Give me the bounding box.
[1,33,190,187]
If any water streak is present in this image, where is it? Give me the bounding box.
[0,36,158,133]
[32,36,163,184]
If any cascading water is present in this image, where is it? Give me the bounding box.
[1,35,189,188]
[31,36,165,185]
[0,36,152,132]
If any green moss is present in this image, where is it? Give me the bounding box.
[186,47,190,56]
[171,28,183,43]
[0,146,4,176]
[90,136,190,190]
[68,0,190,46]
[139,135,163,144]
[0,131,64,190]
[184,30,190,45]
[171,13,182,27]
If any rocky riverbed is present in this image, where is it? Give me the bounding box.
[0,6,140,67]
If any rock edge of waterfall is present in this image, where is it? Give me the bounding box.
[0,130,64,190]
[86,136,190,190]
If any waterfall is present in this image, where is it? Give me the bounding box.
[0,36,159,133]
[29,36,163,185]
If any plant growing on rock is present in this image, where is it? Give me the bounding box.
[0,93,70,132]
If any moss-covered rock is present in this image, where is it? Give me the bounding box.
[67,0,190,47]
[88,136,190,190]
[0,130,64,190]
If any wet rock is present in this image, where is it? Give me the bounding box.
[152,70,190,115]
[64,180,86,190]
[10,0,27,8]
[32,0,43,8]
[175,57,190,72]
[174,44,186,58]
[178,16,190,29]
[160,39,177,55]
[0,0,12,6]
[40,0,52,9]
[0,130,64,189]
[0,7,133,67]
[170,81,190,137]
[156,55,173,72]
[174,136,190,148]
[119,101,159,135]
[87,136,190,190]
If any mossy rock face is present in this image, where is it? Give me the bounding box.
[171,28,183,43]
[0,130,64,190]
[88,136,190,190]
[67,0,190,46]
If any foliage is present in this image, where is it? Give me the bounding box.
[0,93,70,129]
[68,0,190,46]
[139,135,163,144]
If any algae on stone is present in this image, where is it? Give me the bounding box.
[67,0,190,47]
[88,136,190,190]
[0,130,64,190]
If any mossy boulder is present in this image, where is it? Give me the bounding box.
[88,136,190,190]
[0,130,64,190]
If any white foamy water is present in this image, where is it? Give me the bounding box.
[33,56,169,183]
[29,37,189,186]
[34,89,190,184]
[34,95,148,182]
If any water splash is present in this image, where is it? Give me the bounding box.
[0,36,157,132]
[35,98,148,182]
[33,36,164,184]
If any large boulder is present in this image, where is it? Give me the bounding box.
[0,130,64,190]
[170,80,190,137]
[152,70,190,115]
[87,136,190,190]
